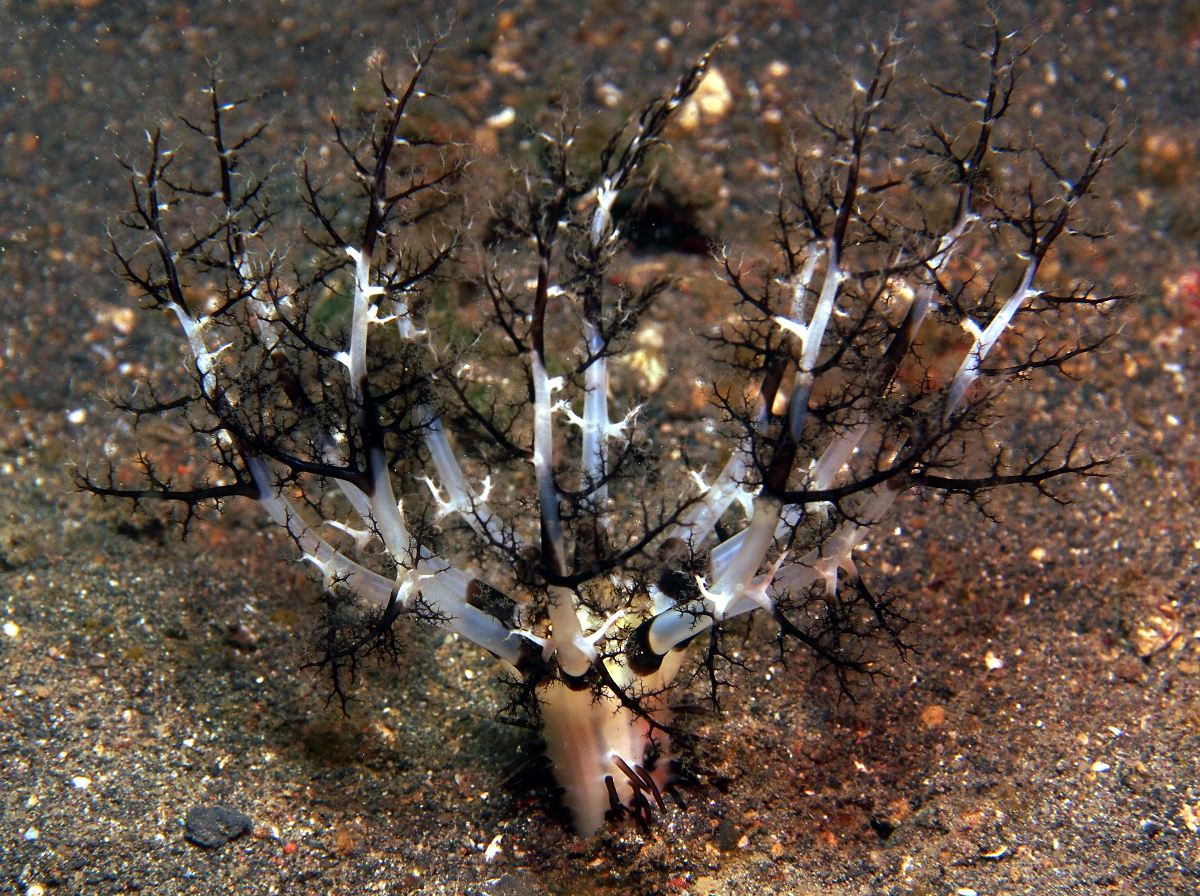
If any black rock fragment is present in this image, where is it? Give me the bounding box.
[184,805,253,848]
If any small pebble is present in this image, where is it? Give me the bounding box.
[1179,803,1200,833]
[678,67,734,131]
[184,805,253,849]
[225,623,257,652]
[595,82,622,108]
[71,776,91,789]
[696,68,733,119]
[2,621,18,637]
[485,107,516,129]
[920,704,947,728]
[1091,761,1111,772]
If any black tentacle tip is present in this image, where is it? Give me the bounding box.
[625,617,665,677]
[560,666,600,692]
[604,774,626,822]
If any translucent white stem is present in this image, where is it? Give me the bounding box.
[580,325,609,509]
[770,481,903,600]
[946,262,1037,416]
[364,445,415,560]
[798,244,844,375]
[530,351,591,675]
[547,584,593,677]
[590,181,617,246]
[709,499,782,617]
[669,441,754,550]
[344,246,376,398]
[531,352,566,571]
[246,456,528,664]
[423,414,528,551]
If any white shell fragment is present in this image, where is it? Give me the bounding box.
[483,833,504,864]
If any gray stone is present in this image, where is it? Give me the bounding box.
[184,805,253,849]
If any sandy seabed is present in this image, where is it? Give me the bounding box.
[2,1,1198,893]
